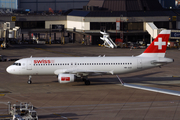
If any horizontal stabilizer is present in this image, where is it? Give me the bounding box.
[151,61,170,65]
[151,58,174,65]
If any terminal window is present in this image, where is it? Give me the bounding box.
[15,21,45,29]
[90,22,143,31]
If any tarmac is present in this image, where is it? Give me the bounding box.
[0,43,180,120]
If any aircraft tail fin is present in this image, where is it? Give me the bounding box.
[138,30,171,58]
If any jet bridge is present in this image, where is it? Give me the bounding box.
[100,31,117,48]
[146,22,165,43]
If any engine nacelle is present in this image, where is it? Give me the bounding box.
[58,74,75,83]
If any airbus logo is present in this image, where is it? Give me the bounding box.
[154,37,166,50]
[34,59,55,64]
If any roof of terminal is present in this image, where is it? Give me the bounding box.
[68,10,90,17]
[68,0,177,17]
[87,0,163,11]
[68,10,177,17]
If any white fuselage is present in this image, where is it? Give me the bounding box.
[6,30,174,85]
[6,56,173,76]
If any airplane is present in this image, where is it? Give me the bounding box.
[6,30,173,85]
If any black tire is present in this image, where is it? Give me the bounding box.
[85,80,90,85]
[27,80,32,84]
[82,78,86,81]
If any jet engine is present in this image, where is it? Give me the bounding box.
[58,74,75,83]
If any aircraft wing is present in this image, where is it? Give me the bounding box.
[54,68,113,76]
[117,75,180,97]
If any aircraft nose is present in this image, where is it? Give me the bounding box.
[6,66,14,74]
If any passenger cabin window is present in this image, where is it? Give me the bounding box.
[32,62,133,67]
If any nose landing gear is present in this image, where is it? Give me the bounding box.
[27,75,32,84]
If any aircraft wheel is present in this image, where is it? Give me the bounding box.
[28,75,32,84]
[27,80,32,84]
[82,78,86,81]
[85,80,90,85]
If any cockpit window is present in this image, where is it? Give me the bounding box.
[13,63,21,66]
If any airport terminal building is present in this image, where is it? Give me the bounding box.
[0,0,89,11]
[66,0,178,45]
[18,0,89,12]
[0,0,180,46]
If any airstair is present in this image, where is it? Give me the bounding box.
[100,31,117,48]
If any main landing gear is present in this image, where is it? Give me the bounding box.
[27,75,32,84]
[85,80,90,85]
[82,77,90,85]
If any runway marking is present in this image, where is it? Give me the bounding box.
[0,102,8,105]
[0,91,11,93]
[0,114,10,116]
[0,117,11,119]
[0,91,11,96]
[0,94,5,96]
[172,76,180,77]
[0,114,11,119]
[39,100,179,109]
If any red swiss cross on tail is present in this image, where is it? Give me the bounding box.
[154,38,166,50]
[138,30,171,57]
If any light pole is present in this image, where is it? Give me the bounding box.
[120,14,123,42]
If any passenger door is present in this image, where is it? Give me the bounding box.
[27,59,32,70]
